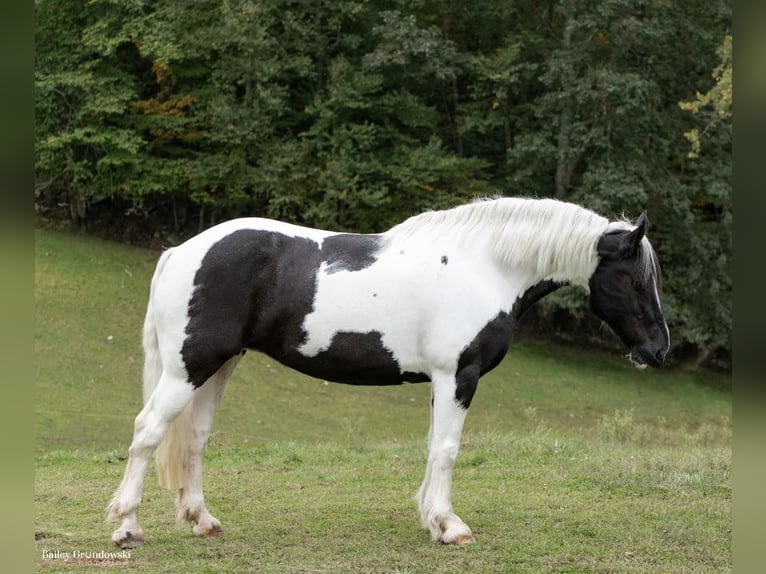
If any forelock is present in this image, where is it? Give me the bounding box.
[636,238,661,288]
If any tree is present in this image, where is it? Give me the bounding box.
[35,0,144,222]
[679,35,732,159]
[672,34,732,366]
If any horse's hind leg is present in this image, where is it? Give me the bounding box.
[176,355,241,537]
[107,370,194,548]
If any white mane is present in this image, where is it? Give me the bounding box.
[386,197,655,288]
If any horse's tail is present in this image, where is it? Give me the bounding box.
[141,248,190,490]
[141,248,172,405]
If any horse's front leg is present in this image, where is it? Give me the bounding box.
[416,369,477,545]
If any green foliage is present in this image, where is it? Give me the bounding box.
[679,35,732,159]
[35,0,731,367]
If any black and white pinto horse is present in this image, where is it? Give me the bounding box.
[107,197,669,548]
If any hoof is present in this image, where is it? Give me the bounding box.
[193,521,223,538]
[112,528,144,549]
[439,520,475,546]
[450,532,476,546]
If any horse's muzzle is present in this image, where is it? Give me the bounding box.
[629,345,667,369]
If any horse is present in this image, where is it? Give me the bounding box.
[106,197,669,548]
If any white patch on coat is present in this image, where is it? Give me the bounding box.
[298,237,535,376]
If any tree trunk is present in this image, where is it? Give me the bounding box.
[555,7,574,199]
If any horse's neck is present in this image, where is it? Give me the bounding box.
[386,199,607,287]
[492,229,599,288]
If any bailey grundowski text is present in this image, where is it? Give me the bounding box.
[41,549,132,561]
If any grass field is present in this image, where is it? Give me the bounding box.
[34,228,731,572]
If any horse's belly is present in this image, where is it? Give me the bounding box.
[262,330,430,386]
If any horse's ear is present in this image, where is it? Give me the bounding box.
[634,211,649,232]
[597,211,649,259]
[619,211,648,257]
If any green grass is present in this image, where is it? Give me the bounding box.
[36,437,729,573]
[35,228,731,572]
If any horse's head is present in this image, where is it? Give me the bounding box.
[589,212,670,369]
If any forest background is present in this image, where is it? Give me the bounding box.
[34,0,732,370]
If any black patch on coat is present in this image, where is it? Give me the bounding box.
[289,331,429,385]
[323,234,383,274]
[181,229,414,388]
[454,279,561,408]
[181,230,319,388]
[441,255,448,265]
